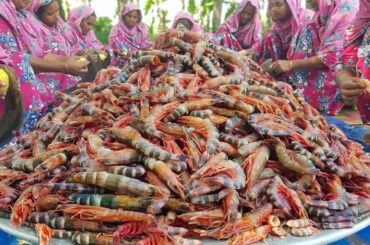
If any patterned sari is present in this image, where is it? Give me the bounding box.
[252,0,313,64]
[287,0,358,115]
[214,0,262,51]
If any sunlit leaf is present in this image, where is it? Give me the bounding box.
[188,0,196,14]
[225,0,237,19]
[93,17,113,44]
[144,0,155,15]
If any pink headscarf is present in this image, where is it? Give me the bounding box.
[343,0,370,46]
[0,0,45,57]
[30,0,52,13]
[217,0,262,49]
[30,0,71,55]
[172,12,203,33]
[65,5,104,52]
[109,3,150,52]
[269,0,314,50]
[67,5,94,30]
[314,0,359,67]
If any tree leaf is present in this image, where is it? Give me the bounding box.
[144,0,155,15]
[188,0,196,14]
[224,0,237,19]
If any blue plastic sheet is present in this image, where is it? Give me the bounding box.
[325,116,370,152]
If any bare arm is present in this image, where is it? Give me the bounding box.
[291,56,327,70]
[335,68,355,84]
[270,56,327,74]
[42,53,69,63]
[29,56,66,73]
[30,55,89,76]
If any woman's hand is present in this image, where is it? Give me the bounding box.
[81,54,98,63]
[64,56,89,76]
[76,50,86,56]
[338,77,366,105]
[239,49,251,57]
[270,60,293,74]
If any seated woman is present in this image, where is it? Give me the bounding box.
[214,0,262,51]
[65,5,105,55]
[31,0,70,55]
[336,0,370,124]
[109,3,150,52]
[0,0,88,134]
[270,0,358,115]
[172,12,204,33]
[251,0,313,64]
[0,48,45,135]
[30,0,79,91]
[108,3,150,66]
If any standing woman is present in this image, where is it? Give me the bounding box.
[251,0,313,64]
[270,0,358,115]
[30,0,79,91]
[214,0,262,51]
[109,3,150,57]
[65,5,105,55]
[336,0,370,123]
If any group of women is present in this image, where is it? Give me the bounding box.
[0,0,369,141]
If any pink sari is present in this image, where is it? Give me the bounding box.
[340,0,370,68]
[357,26,370,124]
[65,5,104,54]
[0,0,51,133]
[215,0,262,51]
[287,0,359,115]
[30,0,71,56]
[109,3,150,54]
[338,0,370,123]
[30,0,79,91]
[172,12,204,33]
[252,0,313,63]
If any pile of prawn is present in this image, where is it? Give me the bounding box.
[0,29,369,245]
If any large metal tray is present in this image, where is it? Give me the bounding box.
[1,217,369,245]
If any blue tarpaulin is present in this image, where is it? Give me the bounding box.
[325,116,370,152]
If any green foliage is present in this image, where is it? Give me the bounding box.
[188,0,196,14]
[199,0,214,32]
[144,0,169,35]
[56,0,66,20]
[144,0,155,15]
[224,0,237,20]
[93,17,113,45]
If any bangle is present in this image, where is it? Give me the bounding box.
[290,60,293,70]
[64,63,68,73]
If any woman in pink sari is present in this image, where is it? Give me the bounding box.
[172,12,203,33]
[108,3,150,65]
[270,0,358,115]
[31,0,71,56]
[251,0,313,64]
[65,5,105,55]
[172,11,214,41]
[109,3,150,52]
[0,0,88,133]
[335,0,370,123]
[0,47,46,134]
[214,0,262,51]
[30,0,79,91]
